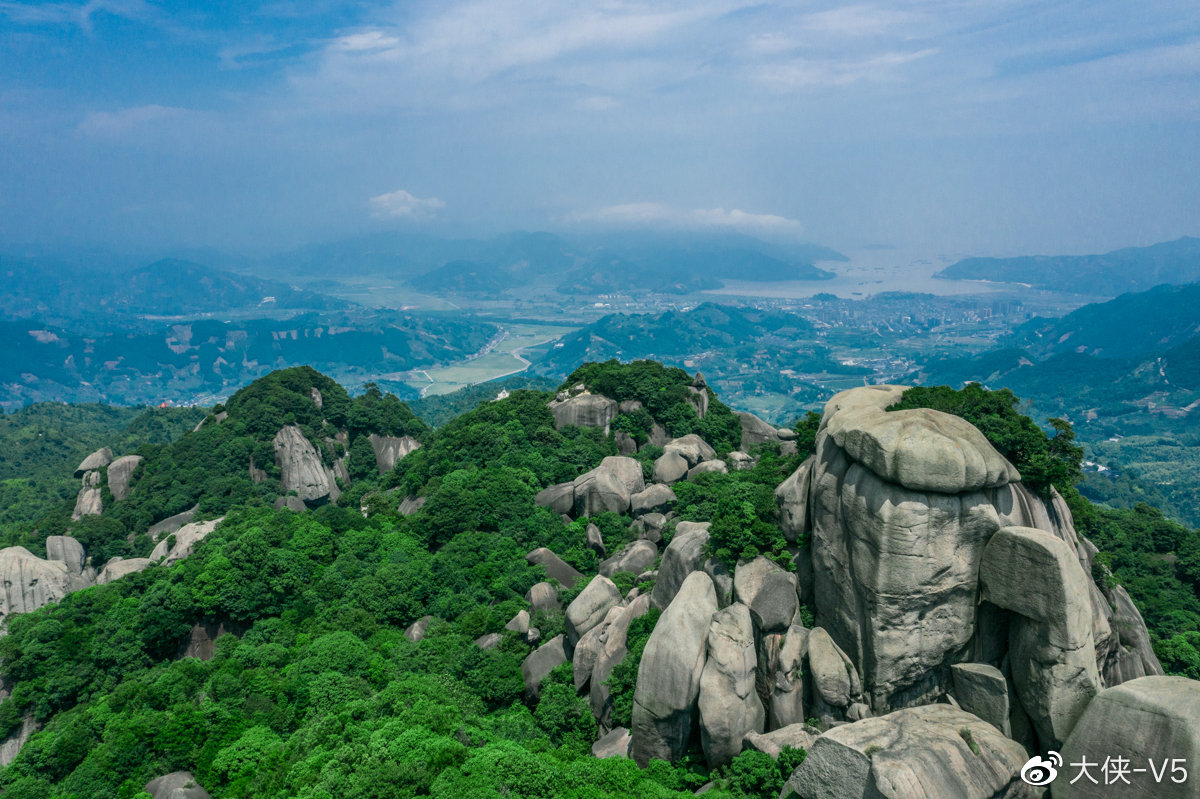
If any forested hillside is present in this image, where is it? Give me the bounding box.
[0,364,1195,797]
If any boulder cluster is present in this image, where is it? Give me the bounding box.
[517,382,1199,798]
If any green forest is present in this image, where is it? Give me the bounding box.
[0,364,1196,797]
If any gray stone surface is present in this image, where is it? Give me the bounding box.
[150,518,222,565]
[688,460,728,479]
[549,393,618,431]
[506,609,530,635]
[664,434,716,467]
[475,632,502,650]
[699,603,765,766]
[535,482,575,515]
[950,663,1011,736]
[592,727,632,759]
[980,526,1101,749]
[0,717,40,768]
[106,454,143,500]
[95,556,153,585]
[769,624,809,729]
[573,603,625,690]
[738,412,782,452]
[367,434,421,474]
[573,467,631,517]
[527,547,584,588]
[144,771,211,799]
[45,535,86,575]
[733,556,785,608]
[404,615,436,642]
[1104,584,1166,685]
[74,446,113,477]
[590,593,652,731]
[615,431,638,455]
[600,455,646,495]
[750,571,798,634]
[807,627,857,709]
[631,484,677,517]
[775,457,813,544]
[526,581,560,612]
[397,495,426,516]
[521,634,569,700]
[274,496,308,512]
[599,539,658,579]
[586,522,606,557]
[638,512,668,544]
[147,505,198,539]
[0,547,88,624]
[651,521,711,610]
[653,451,689,485]
[632,571,718,766]
[565,575,623,648]
[742,723,820,759]
[1058,676,1200,799]
[273,425,334,504]
[781,704,1035,799]
[72,469,103,520]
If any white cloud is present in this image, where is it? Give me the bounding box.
[576,202,804,235]
[369,188,445,218]
[77,104,192,137]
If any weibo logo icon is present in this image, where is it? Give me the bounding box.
[1021,751,1062,786]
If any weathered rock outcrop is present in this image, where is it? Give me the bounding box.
[72,470,103,520]
[45,535,87,577]
[144,771,211,799]
[96,557,153,585]
[177,619,248,660]
[698,603,765,766]
[367,434,420,474]
[535,482,575,515]
[0,717,40,768]
[632,571,718,766]
[273,425,336,505]
[980,525,1101,749]
[651,521,710,610]
[106,454,143,500]
[950,663,1011,737]
[782,705,1035,799]
[522,634,569,699]
[74,447,113,478]
[652,451,689,485]
[147,505,198,539]
[549,393,617,432]
[526,547,583,588]
[664,434,716,468]
[737,412,790,452]
[598,539,657,579]
[526,582,560,612]
[150,518,222,566]
[631,484,676,517]
[742,723,819,759]
[404,615,436,642]
[589,594,652,731]
[775,456,813,544]
[0,546,87,624]
[565,576,622,649]
[1058,676,1200,799]
[573,466,631,517]
[592,727,633,759]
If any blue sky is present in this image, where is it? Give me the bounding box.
[1,0,1198,257]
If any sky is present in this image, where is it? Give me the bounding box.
[1,0,1198,258]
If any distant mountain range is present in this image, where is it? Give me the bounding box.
[0,257,345,323]
[268,230,847,295]
[935,236,1200,295]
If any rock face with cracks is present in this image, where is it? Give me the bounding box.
[698,603,765,766]
[631,571,718,766]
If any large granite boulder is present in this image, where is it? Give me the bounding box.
[688,460,728,479]
[367,434,420,474]
[586,522,606,557]
[45,535,87,576]
[733,556,785,608]
[534,482,575,515]
[742,723,820,759]
[95,557,153,585]
[565,576,623,648]
[950,663,1011,737]
[144,771,211,799]
[775,457,813,544]
[573,603,626,690]
[750,571,798,634]
[599,455,646,495]
[737,412,784,452]
[150,518,222,565]
[404,615,436,642]
[526,581,560,612]
[653,451,689,485]
[632,571,718,765]
[599,540,658,579]
[781,704,1035,799]
[573,467,631,517]
[106,454,143,501]
[631,484,677,517]
[651,521,710,610]
[808,385,1015,712]
[147,505,198,540]
[74,447,113,478]
[72,470,103,520]
[767,623,809,729]
[274,496,308,512]
[273,425,335,505]
[549,393,618,432]
[521,634,569,700]
[592,727,633,759]
[664,434,716,468]
[526,547,583,588]
[0,547,85,624]
[698,603,765,766]
[590,593,652,731]
[1102,584,1165,685]
[1058,676,1200,799]
[807,626,859,711]
[980,525,1101,749]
